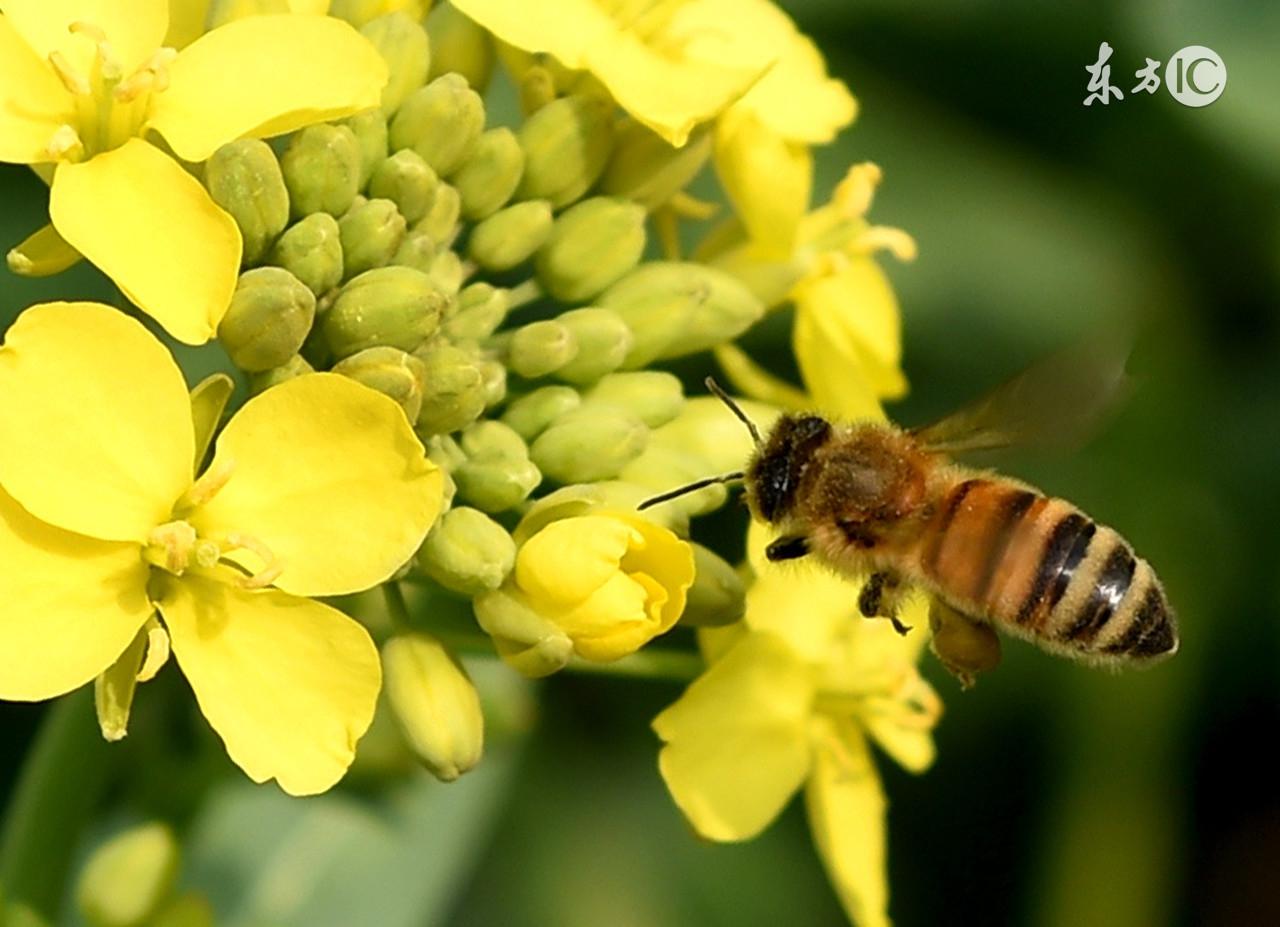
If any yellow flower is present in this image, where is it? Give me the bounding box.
[654,524,940,927]
[0,302,442,794]
[475,511,695,674]
[0,1,387,343]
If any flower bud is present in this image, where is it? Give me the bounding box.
[517,62,558,113]
[149,894,214,927]
[681,543,746,627]
[339,197,407,278]
[343,108,388,189]
[583,371,684,427]
[413,341,486,434]
[75,823,179,927]
[281,124,363,219]
[453,421,541,513]
[530,406,648,483]
[324,266,448,358]
[218,267,315,371]
[369,149,439,224]
[248,353,313,395]
[204,138,288,264]
[505,320,576,379]
[460,419,528,460]
[269,212,344,296]
[452,127,524,221]
[381,633,483,780]
[467,200,553,272]
[332,346,426,421]
[389,74,485,177]
[426,3,494,90]
[444,282,509,342]
[516,94,615,209]
[601,123,711,209]
[474,587,573,677]
[500,385,580,440]
[391,231,436,273]
[553,307,633,384]
[599,262,764,367]
[361,12,430,116]
[536,197,646,303]
[415,183,462,245]
[476,355,507,407]
[416,506,516,595]
[427,248,464,294]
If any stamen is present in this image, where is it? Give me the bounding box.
[668,192,719,221]
[852,226,918,262]
[145,521,198,573]
[69,21,108,43]
[177,458,236,512]
[44,125,85,161]
[114,69,154,103]
[223,533,285,590]
[833,162,882,220]
[48,52,90,95]
[144,47,178,92]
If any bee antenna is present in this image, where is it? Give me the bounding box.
[705,376,763,448]
[637,471,746,510]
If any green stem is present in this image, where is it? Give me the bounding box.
[506,278,543,309]
[383,580,412,630]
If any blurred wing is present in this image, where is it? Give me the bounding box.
[909,334,1133,454]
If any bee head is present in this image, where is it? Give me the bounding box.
[747,414,832,523]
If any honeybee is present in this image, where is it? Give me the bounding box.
[641,345,1178,686]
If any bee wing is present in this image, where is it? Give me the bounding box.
[909,334,1133,454]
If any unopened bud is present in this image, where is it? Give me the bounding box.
[467,199,553,272]
[75,823,178,927]
[426,3,495,90]
[681,543,747,627]
[444,282,509,342]
[382,633,483,781]
[218,267,315,371]
[361,13,430,116]
[413,341,486,434]
[324,266,448,358]
[476,356,507,407]
[391,231,436,273]
[516,94,615,208]
[281,124,363,219]
[553,307,632,384]
[530,407,648,483]
[500,385,580,440]
[536,197,646,303]
[369,149,439,224]
[460,419,529,460]
[339,197,407,278]
[507,319,577,378]
[343,108,388,189]
[332,346,426,422]
[389,74,485,177]
[474,587,573,677]
[452,127,524,221]
[204,138,288,264]
[415,183,461,245]
[248,353,313,395]
[149,894,214,927]
[583,371,684,426]
[427,247,464,294]
[269,212,344,296]
[454,421,541,512]
[599,262,764,367]
[416,506,515,595]
[601,123,711,208]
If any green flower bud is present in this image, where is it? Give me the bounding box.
[507,319,577,379]
[681,543,747,627]
[517,63,558,114]
[474,586,573,677]
[324,266,448,358]
[416,506,515,595]
[218,267,315,372]
[382,633,484,781]
[368,149,439,224]
[413,341,486,434]
[476,355,507,407]
[459,418,529,459]
[75,823,178,927]
[454,421,541,512]
[415,183,462,245]
[553,307,632,384]
[391,231,436,273]
[338,197,407,278]
[516,94,615,209]
[248,353,314,395]
[343,108,388,190]
[149,894,215,927]
[500,385,580,441]
[332,346,426,421]
[361,13,430,116]
[598,262,764,367]
[204,138,288,264]
[269,212,344,296]
[444,282,509,342]
[426,3,494,90]
[601,123,711,208]
[281,123,362,219]
[452,127,524,221]
[467,200,553,272]
[536,197,646,303]
[427,247,464,294]
[389,74,485,177]
[425,432,467,471]
[530,407,648,483]
[583,371,684,426]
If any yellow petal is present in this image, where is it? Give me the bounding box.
[158,573,380,795]
[0,301,194,542]
[6,223,82,276]
[805,719,891,927]
[49,140,241,344]
[149,14,387,162]
[653,631,814,841]
[714,111,810,254]
[191,374,442,597]
[712,344,809,411]
[0,14,74,163]
[1,0,169,75]
[516,515,632,605]
[735,30,855,143]
[164,0,213,48]
[0,488,151,701]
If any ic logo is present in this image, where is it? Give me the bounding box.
[1166,45,1226,107]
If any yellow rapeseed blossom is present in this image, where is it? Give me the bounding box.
[654,524,940,927]
[0,0,386,343]
[0,302,442,794]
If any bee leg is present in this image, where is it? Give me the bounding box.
[928,599,1002,690]
[765,535,810,562]
[858,571,912,635]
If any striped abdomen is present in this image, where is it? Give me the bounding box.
[919,478,1177,663]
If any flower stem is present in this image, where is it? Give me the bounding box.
[506,278,543,309]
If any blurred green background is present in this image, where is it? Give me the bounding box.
[2,1,1278,924]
